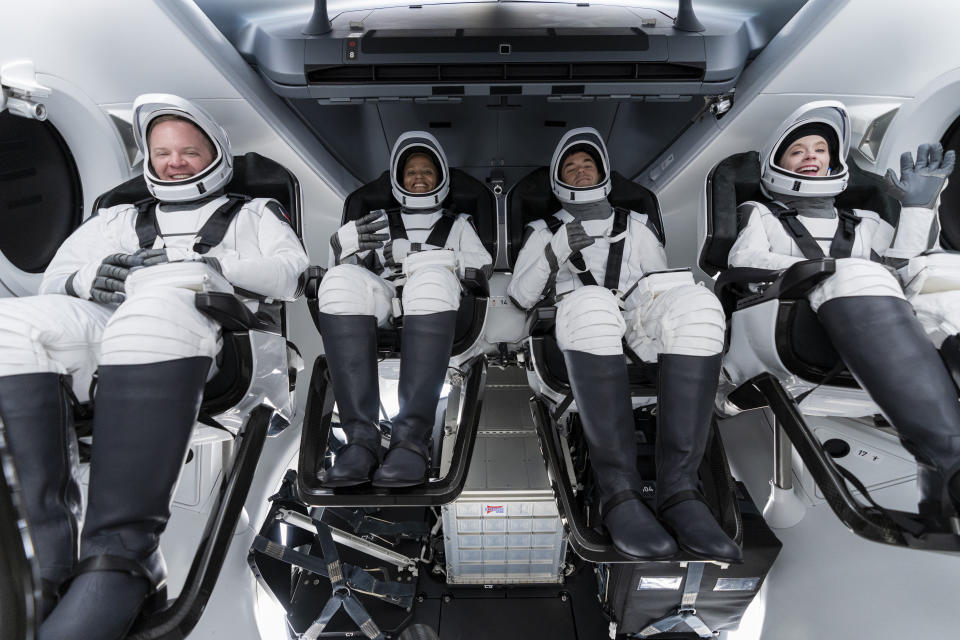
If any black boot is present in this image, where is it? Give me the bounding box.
[656,353,742,563]
[317,313,382,487]
[0,373,82,620]
[563,350,678,560]
[818,296,960,517]
[373,311,457,488]
[40,357,210,640]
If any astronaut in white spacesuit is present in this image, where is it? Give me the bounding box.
[728,100,960,518]
[0,94,308,639]
[508,128,740,562]
[316,131,491,489]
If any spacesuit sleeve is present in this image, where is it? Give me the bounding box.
[452,215,493,278]
[727,202,805,271]
[39,207,131,299]
[216,200,310,301]
[884,206,936,259]
[506,224,555,309]
[629,216,670,274]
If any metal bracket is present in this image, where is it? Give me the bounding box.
[1,60,50,120]
[277,508,419,575]
[706,92,735,118]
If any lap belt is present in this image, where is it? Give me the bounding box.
[638,562,713,639]
[252,520,416,640]
[768,201,861,260]
[135,194,251,254]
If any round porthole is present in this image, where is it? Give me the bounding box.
[938,114,960,249]
[0,111,82,274]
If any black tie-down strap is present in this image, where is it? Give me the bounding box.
[567,207,631,290]
[327,507,430,539]
[770,203,862,260]
[134,194,251,254]
[384,208,458,249]
[251,521,415,640]
[638,562,714,638]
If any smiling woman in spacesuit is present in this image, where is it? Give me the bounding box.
[728,100,960,519]
[315,131,492,489]
[0,94,309,640]
[508,128,741,563]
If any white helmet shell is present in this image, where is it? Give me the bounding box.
[390,131,450,210]
[133,94,233,203]
[761,100,851,198]
[550,127,612,205]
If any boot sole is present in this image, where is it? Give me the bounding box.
[370,475,428,488]
[320,476,373,488]
[674,542,743,565]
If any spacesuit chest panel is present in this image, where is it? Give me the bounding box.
[146,196,249,255]
[761,205,878,261]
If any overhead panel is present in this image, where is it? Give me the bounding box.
[243,3,755,102]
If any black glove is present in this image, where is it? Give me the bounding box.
[332,212,390,261]
[884,143,956,208]
[549,221,596,264]
[90,253,141,304]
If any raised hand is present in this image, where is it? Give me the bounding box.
[354,212,390,251]
[549,221,596,264]
[885,143,956,208]
[333,211,389,259]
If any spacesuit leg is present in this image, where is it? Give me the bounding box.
[813,258,960,516]
[0,295,111,618]
[42,286,217,640]
[628,284,741,562]
[555,286,678,559]
[373,266,461,487]
[316,264,395,486]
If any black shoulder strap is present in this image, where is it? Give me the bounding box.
[603,207,630,290]
[134,198,161,249]
[384,207,406,241]
[548,212,599,287]
[769,202,825,260]
[425,209,458,247]
[545,215,565,233]
[193,194,251,255]
[830,208,862,259]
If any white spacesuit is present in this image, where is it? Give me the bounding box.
[507,128,740,563]
[316,131,492,488]
[0,94,308,640]
[728,101,960,519]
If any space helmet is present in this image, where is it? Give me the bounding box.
[132,93,233,203]
[760,100,850,198]
[550,127,612,205]
[390,131,450,210]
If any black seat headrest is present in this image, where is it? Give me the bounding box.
[92,153,302,237]
[701,151,901,275]
[506,167,664,267]
[341,168,497,262]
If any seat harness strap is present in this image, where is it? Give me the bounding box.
[768,202,861,260]
[384,208,458,249]
[553,207,630,291]
[134,194,251,254]
[638,562,714,638]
